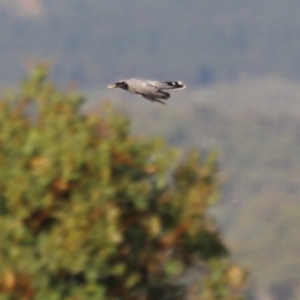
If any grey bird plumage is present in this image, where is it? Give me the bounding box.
[108,78,186,105]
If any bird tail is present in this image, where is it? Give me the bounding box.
[163,81,186,90]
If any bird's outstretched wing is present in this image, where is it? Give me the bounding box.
[147,80,186,90]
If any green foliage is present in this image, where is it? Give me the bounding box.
[0,66,246,299]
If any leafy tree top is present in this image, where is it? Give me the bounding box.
[0,66,246,300]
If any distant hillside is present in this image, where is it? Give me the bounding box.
[1,1,300,87]
[84,75,300,299]
[0,0,43,15]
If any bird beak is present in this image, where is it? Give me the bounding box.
[107,83,117,88]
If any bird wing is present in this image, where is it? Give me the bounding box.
[126,79,161,94]
[127,79,170,98]
[147,80,186,90]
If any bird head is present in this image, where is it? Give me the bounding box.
[107,81,128,90]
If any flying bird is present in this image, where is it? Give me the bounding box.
[107,78,186,105]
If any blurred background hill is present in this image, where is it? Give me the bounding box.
[0,1,300,299]
[1,0,300,86]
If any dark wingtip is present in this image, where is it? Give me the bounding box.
[165,81,186,89]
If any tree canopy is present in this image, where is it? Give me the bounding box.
[0,66,247,299]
